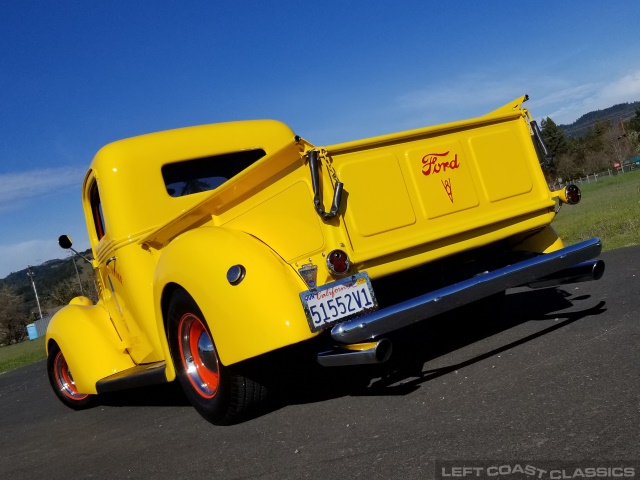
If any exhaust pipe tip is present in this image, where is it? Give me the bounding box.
[526,259,606,289]
[374,338,393,363]
[317,338,393,367]
[591,259,605,281]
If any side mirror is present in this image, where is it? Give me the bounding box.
[58,235,94,266]
[58,235,73,249]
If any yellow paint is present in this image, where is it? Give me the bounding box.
[153,227,316,366]
[339,152,416,237]
[46,302,135,394]
[47,96,572,394]
[326,98,554,263]
[511,225,565,254]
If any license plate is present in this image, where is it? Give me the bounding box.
[300,272,378,332]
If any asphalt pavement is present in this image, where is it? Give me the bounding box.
[1,247,638,480]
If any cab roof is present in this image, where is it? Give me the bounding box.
[83,120,296,241]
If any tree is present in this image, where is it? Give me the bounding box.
[0,285,29,344]
[541,117,569,156]
[603,124,633,167]
[627,108,640,134]
[585,119,610,153]
[47,277,98,306]
[627,131,640,156]
[553,153,581,181]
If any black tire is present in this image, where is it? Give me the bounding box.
[47,342,96,410]
[167,289,269,425]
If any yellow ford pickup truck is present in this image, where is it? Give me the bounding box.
[46,95,604,424]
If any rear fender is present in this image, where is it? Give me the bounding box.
[512,225,565,254]
[46,301,135,394]
[154,227,316,369]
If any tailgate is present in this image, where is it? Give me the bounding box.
[325,103,554,262]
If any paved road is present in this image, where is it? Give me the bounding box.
[1,247,639,480]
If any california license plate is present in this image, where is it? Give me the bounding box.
[300,272,378,332]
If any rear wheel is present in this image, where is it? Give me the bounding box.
[167,289,269,425]
[47,343,95,410]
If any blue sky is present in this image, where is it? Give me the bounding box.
[1,0,640,278]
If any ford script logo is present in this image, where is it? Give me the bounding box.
[421,151,460,176]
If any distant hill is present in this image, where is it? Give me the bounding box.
[0,250,93,316]
[3,258,71,292]
[559,101,640,138]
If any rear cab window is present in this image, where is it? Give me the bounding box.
[162,149,266,197]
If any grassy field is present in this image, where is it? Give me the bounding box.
[552,170,640,250]
[0,171,638,375]
[0,336,46,374]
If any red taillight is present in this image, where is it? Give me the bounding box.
[565,184,581,204]
[327,249,350,275]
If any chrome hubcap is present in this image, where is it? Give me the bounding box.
[54,351,88,400]
[179,313,220,398]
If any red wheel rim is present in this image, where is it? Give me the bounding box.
[53,350,89,401]
[178,313,220,399]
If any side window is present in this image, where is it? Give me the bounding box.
[89,181,106,240]
[161,149,266,197]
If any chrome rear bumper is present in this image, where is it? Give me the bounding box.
[330,238,603,344]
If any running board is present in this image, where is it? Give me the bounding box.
[331,238,603,344]
[96,361,167,394]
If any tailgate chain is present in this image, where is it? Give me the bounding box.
[308,149,344,220]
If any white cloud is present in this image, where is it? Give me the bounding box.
[596,70,640,108]
[532,83,599,110]
[536,70,640,124]
[394,69,640,128]
[393,73,545,128]
[0,167,84,212]
[397,76,524,113]
[0,239,71,279]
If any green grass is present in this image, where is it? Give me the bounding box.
[552,170,640,251]
[0,173,636,375]
[0,336,46,374]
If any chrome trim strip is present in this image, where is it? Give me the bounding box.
[331,238,603,344]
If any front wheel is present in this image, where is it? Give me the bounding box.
[167,289,269,425]
[47,342,95,410]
